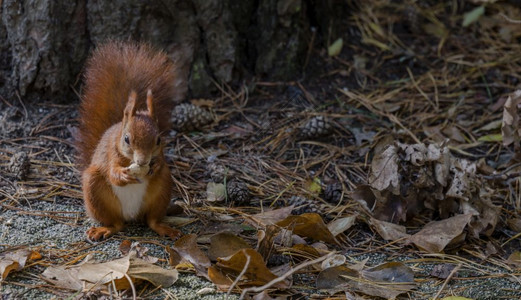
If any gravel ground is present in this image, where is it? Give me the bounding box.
[1,198,520,299]
[0,200,237,299]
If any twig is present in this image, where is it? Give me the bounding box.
[227,249,252,299]
[432,263,462,300]
[124,273,137,300]
[239,252,336,299]
[500,13,521,24]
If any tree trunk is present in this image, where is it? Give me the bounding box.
[0,0,340,102]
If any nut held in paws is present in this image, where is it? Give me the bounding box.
[127,163,150,178]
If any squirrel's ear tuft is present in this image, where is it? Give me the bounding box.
[146,89,155,119]
[124,91,138,119]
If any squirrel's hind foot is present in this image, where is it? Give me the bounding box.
[149,222,182,240]
[86,226,121,241]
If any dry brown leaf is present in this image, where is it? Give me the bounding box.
[42,265,83,291]
[351,184,376,212]
[502,90,521,146]
[316,265,357,291]
[208,265,234,290]
[466,195,500,238]
[276,213,338,244]
[78,256,130,286]
[246,206,294,227]
[43,251,178,291]
[446,158,476,200]
[507,217,521,232]
[327,215,357,237]
[127,258,179,288]
[208,232,252,261]
[506,251,521,268]
[321,254,346,270]
[119,240,132,256]
[257,225,280,261]
[290,244,321,257]
[369,218,411,241]
[431,264,457,279]
[368,144,399,194]
[409,214,472,253]
[0,249,41,280]
[317,262,415,298]
[169,234,211,278]
[209,248,289,290]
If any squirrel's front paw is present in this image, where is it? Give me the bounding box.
[111,167,140,186]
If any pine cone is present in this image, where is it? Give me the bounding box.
[227,179,251,205]
[8,151,30,180]
[207,162,227,182]
[287,196,326,215]
[324,183,343,204]
[267,254,290,266]
[171,103,213,132]
[299,116,331,139]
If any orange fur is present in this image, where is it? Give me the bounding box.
[77,41,175,169]
[76,41,181,241]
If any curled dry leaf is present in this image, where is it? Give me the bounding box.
[208,232,252,261]
[501,89,521,146]
[276,213,338,245]
[119,240,132,256]
[317,262,415,299]
[0,249,41,281]
[368,144,399,194]
[118,241,158,264]
[321,254,346,270]
[169,234,211,278]
[351,184,376,212]
[409,214,472,253]
[289,244,321,258]
[245,206,294,227]
[506,251,521,268]
[208,248,290,290]
[369,218,410,241]
[257,225,280,261]
[327,215,357,237]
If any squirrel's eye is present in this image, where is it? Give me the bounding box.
[124,134,130,144]
[156,136,161,145]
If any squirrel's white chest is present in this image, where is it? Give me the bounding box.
[111,180,148,221]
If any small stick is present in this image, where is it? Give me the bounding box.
[227,250,252,299]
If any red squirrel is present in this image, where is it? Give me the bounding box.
[76,41,182,241]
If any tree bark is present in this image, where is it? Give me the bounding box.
[0,0,337,102]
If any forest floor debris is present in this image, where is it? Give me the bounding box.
[2,1,521,299]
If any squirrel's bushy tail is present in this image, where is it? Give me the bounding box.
[76,41,176,170]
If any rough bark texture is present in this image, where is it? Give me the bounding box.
[0,0,337,102]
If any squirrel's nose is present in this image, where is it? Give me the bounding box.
[134,153,149,166]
